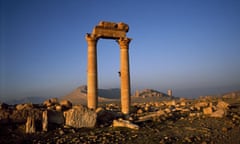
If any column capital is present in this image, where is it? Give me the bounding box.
[117,37,132,49]
[85,33,98,42]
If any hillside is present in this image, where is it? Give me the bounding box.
[60,85,119,105]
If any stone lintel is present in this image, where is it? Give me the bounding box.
[92,27,127,39]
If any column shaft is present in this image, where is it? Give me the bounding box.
[86,34,98,110]
[118,38,131,115]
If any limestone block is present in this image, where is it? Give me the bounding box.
[64,105,96,128]
[26,116,36,134]
[55,105,62,111]
[113,119,139,130]
[16,103,33,110]
[10,109,42,123]
[43,98,58,107]
[203,107,213,115]
[138,110,166,122]
[59,100,72,110]
[216,101,229,110]
[210,109,226,118]
[42,111,48,132]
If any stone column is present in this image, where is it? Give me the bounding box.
[167,89,172,97]
[118,37,131,115]
[86,34,98,110]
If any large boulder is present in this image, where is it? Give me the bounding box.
[64,105,96,128]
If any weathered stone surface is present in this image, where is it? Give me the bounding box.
[42,111,48,132]
[203,107,213,115]
[216,101,229,110]
[64,105,96,128]
[113,119,139,130]
[43,98,58,107]
[16,103,33,110]
[210,109,226,118]
[59,100,72,110]
[194,101,209,111]
[55,105,62,111]
[47,110,64,125]
[138,110,166,122]
[26,116,36,134]
[92,21,129,39]
[10,109,42,123]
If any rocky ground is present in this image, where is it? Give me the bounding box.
[0,94,240,144]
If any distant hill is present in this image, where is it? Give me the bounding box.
[60,85,119,105]
[5,96,50,105]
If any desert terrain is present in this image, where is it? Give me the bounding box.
[0,88,240,144]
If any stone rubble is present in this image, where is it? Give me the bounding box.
[0,95,240,143]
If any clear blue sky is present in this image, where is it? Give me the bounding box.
[1,0,240,101]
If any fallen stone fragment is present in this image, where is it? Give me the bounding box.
[113,119,139,130]
[216,101,229,110]
[210,109,225,118]
[64,105,96,128]
[203,107,213,115]
[137,110,166,122]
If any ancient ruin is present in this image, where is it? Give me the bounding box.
[86,21,132,114]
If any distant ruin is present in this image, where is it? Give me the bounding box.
[86,21,132,114]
